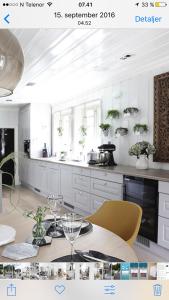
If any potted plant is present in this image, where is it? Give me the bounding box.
[57,127,63,136]
[106,109,120,119]
[115,127,128,137]
[133,124,148,135]
[24,206,48,245]
[99,123,111,137]
[123,107,139,117]
[129,141,156,169]
[80,125,87,136]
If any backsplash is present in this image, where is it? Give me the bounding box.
[53,62,169,170]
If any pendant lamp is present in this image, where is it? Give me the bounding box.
[0,29,24,97]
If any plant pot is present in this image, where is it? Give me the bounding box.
[32,222,46,245]
[134,128,145,135]
[115,127,128,137]
[136,155,149,170]
[103,129,109,137]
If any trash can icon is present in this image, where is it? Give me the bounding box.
[7,284,16,296]
[153,284,162,296]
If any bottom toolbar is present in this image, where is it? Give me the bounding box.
[0,280,168,300]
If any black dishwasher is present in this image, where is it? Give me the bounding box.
[123,175,158,243]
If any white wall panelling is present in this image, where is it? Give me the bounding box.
[18,103,52,160]
[30,104,52,158]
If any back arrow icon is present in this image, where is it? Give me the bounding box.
[4,14,10,24]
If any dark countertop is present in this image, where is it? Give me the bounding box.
[30,157,169,182]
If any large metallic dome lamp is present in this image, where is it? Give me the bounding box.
[0,29,24,97]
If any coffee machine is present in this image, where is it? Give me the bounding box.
[98,143,117,166]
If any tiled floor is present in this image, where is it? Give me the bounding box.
[1,185,166,262]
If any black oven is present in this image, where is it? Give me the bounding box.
[123,175,158,243]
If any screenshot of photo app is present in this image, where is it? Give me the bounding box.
[0,0,169,299]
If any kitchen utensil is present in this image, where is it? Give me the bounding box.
[87,149,99,165]
[75,250,124,262]
[98,143,117,166]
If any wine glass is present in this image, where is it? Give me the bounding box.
[47,194,63,238]
[61,213,82,261]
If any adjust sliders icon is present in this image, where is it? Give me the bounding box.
[104,284,116,295]
[3,13,10,24]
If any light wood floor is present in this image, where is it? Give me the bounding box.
[1,185,166,261]
[2,185,67,216]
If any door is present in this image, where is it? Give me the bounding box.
[0,128,14,186]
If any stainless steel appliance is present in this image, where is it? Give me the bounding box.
[87,149,99,165]
[123,175,158,243]
[98,144,117,166]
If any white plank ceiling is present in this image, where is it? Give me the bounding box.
[1,28,169,105]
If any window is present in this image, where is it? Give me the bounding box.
[52,100,101,160]
[52,109,72,157]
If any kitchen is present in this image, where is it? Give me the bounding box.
[0,28,169,262]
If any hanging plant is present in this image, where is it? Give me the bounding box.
[99,123,111,137]
[57,127,63,136]
[133,124,148,135]
[106,109,120,119]
[79,139,85,149]
[123,107,139,116]
[80,125,87,136]
[115,127,128,137]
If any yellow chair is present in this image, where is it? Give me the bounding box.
[86,200,142,246]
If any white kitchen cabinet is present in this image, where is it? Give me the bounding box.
[91,177,122,200]
[73,189,91,213]
[159,193,169,219]
[72,173,90,192]
[35,163,48,194]
[20,157,32,185]
[60,165,73,206]
[47,165,60,196]
[158,182,169,250]
[158,216,169,249]
[90,169,123,183]
[72,167,91,177]
[19,157,26,183]
[30,104,51,158]
[18,105,30,154]
[90,194,106,212]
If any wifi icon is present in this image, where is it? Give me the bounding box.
[47,2,53,7]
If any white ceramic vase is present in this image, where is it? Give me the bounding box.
[136,155,149,170]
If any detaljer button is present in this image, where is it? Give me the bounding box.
[135,16,162,23]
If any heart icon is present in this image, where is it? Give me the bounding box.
[55,285,65,294]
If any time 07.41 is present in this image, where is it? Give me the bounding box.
[78,2,93,7]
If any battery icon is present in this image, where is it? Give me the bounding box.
[155,2,167,7]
